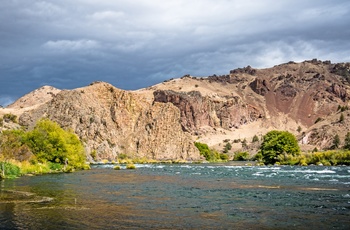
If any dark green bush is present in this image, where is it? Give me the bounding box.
[234,152,249,161]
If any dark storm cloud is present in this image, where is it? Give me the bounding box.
[1,0,350,106]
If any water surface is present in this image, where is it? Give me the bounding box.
[1,164,349,229]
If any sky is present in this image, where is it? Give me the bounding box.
[1,0,350,106]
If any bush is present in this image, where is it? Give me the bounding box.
[344,132,350,150]
[118,153,128,160]
[113,165,121,170]
[260,130,300,165]
[0,162,21,178]
[220,153,229,161]
[314,117,323,124]
[223,142,232,153]
[234,152,249,161]
[3,114,17,123]
[126,164,136,169]
[194,142,221,162]
[252,135,259,143]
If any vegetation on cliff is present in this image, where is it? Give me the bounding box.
[0,119,88,179]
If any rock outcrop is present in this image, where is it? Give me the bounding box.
[153,90,262,133]
[19,82,200,161]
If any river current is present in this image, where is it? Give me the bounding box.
[0,164,349,229]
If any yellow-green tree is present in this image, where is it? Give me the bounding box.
[24,119,86,169]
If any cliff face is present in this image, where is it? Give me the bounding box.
[143,59,350,150]
[19,82,200,161]
[153,90,261,133]
[8,59,350,159]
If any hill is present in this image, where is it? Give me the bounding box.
[2,59,350,161]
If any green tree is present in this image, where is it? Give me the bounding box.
[340,113,344,123]
[344,132,350,150]
[24,119,86,169]
[259,130,300,165]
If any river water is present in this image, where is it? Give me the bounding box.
[0,164,349,229]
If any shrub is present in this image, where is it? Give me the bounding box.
[0,117,3,126]
[3,114,17,123]
[344,132,350,150]
[220,153,229,161]
[252,135,259,143]
[314,117,323,124]
[223,142,232,153]
[234,151,249,161]
[331,134,340,149]
[194,142,221,162]
[118,153,128,160]
[0,162,21,178]
[113,165,121,170]
[126,164,136,169]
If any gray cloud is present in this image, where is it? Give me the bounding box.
[1,0,350,106]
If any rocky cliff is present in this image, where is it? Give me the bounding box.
[18,82,200,161]
[4,59,350,160]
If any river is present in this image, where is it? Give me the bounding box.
[1,164,349,229]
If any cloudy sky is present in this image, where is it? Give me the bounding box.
[1,0,350,106]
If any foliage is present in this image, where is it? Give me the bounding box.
[194,142,225,162]
[297,126,302,133]
[24,119,86,169]
[331,134,340,149]
[223,142,232,153]
[0,117,3,126]
[3,114,17,123]
[118,153,128,160]
[259,130,300,165]
[0,130,33,162]
[126,164,136,169]
[252,135,259,143]
[219,153,229,161]
[344,132,350,150]
[339,113,344,123]
[314,117,323,124]
[90,150,97,161]
[241,139,247,148]
[233,151,249,161]
[0,162,21,179]
[114,165,121,170]
[265,150,350,166]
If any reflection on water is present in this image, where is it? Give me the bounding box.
[1,164,349,229]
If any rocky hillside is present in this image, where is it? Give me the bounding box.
[3,59,350,161]
[17,82,200,161]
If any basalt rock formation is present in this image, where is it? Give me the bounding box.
[4,59,350,160]
[18,82,200,161]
